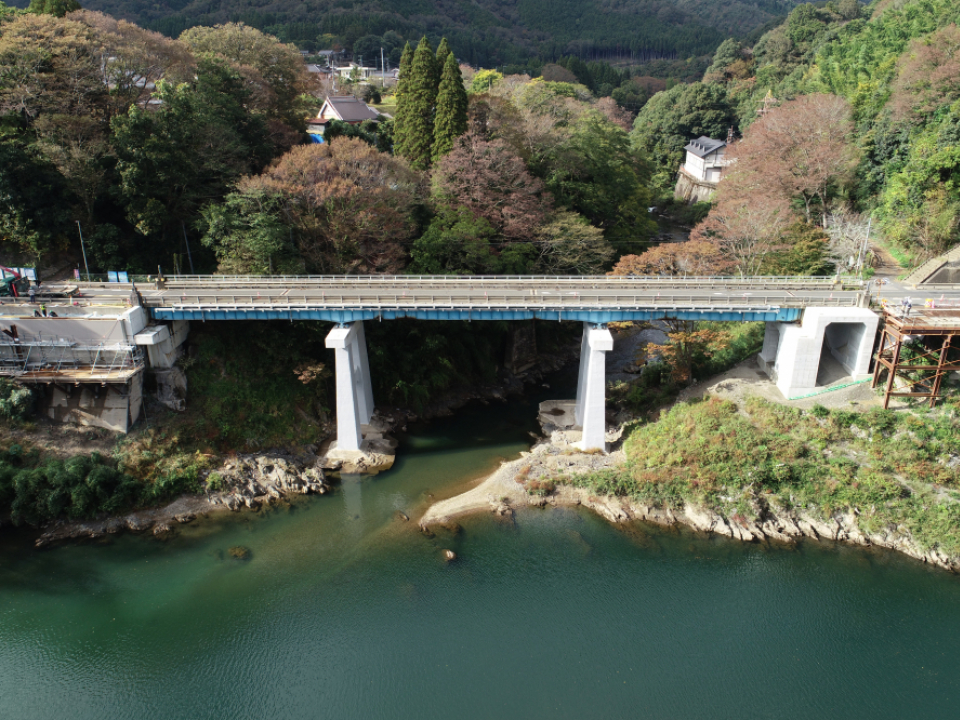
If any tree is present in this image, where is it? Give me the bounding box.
[890,24,960,122]
[609,239,729,277]
[736,93,857,225]
[216,139,420,274]
[111,59,272,257]
[0,13,105,120]
[27,0,80,17]
[433,132,552,242]
[392,42,414,157]
[536,211,613,274]
[409,206,501,274]
[180,23,313,129]
[200,189,300,274]
[435,37,452,69]
[541,64,578,84]
[703,38,744,83]
[395,36,439,169]
[537,111,655,248]
[70,11,196,116]
[432,53,468,161]
[690,171,793,276]
[609,239,731,383]
[470,69,502,94]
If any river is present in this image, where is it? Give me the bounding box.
[1,386,960,719]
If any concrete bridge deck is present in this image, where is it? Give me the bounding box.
[67,274,873,324]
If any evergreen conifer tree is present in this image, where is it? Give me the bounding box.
[435,38,452,69]
[433,53,468,162]
[399,36,439,170]
[392,42,415,159]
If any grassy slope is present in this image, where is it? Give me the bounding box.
[570,395,960,556]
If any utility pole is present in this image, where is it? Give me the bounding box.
[77,221,90,281]
[855,215,872,277]
[181,221,195,274]
[381,46,386,89]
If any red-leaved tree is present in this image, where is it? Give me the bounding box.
[433,132,552,241]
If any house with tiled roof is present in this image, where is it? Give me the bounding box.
[674,133,734,202]
[306,96,381,140]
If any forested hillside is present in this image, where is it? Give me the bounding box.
[630,0,960,267]
[4,0,805,66]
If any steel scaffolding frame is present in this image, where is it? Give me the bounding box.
[871,308,960,408]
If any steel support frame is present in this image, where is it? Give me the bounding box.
[872,327,958,408]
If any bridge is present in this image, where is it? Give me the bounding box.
[2,274,956,452]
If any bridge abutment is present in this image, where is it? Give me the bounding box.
[760,307,879,399]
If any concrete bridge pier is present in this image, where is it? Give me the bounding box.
[325,321,375,452]
[575,323,614,451]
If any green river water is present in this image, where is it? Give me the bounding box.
[1,386,960,719]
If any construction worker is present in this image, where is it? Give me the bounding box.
[901,296,912,318]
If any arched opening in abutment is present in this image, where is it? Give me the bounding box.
[815,321,868,387]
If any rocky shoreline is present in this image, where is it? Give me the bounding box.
[419,405,960,574]
[34,451,332,547]
[28,339,580,548]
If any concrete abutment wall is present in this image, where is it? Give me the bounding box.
[759,307,880,398]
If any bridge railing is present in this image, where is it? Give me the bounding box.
[154,273,855,285]
[153,291,861,310]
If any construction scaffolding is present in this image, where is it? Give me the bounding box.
[0,337,143,383]
[871,307,960,408]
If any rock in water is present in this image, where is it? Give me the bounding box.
[228,545,252,561]
[443,549,457,562]
[396,511,410,522]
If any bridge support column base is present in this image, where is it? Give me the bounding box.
[574,323,614,452]
[325,321,375,453]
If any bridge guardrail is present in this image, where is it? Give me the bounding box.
[153,291,861,310]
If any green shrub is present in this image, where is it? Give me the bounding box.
[0,379,35,422]
[809,404,830,419]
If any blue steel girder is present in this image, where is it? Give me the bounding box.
[150,307,802,323]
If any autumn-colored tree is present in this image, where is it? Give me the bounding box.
[432,53,468,161]
[690,93,855,274]
[733,92,857,225]
[649,327,731,384]
[0,13,105,120]
[69,11,195,116]
[596,97,634,131]
[210,139,420,274]
[889,24,960,122]
[690,166,793,276]
[433,132,552,241]
[609,238,732,382]
[609,239,730,277]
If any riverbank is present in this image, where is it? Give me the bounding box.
[5,332,581,547]
[421,356,960,573]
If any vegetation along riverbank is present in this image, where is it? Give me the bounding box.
[422,356,960,572]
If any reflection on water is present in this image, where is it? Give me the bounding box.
[2,386,960,719]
